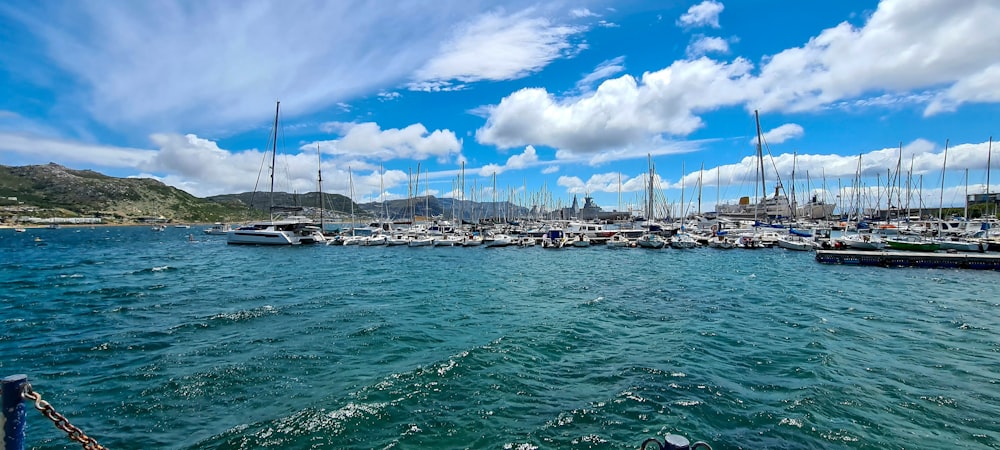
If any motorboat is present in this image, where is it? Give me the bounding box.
[203,223,232,235]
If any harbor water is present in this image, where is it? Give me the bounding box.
[1,226,997,449]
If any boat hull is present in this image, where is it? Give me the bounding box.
[886,239,940,252]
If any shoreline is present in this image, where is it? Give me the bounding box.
[0,222,218,229]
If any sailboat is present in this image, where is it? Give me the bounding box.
[671,162,700,249]
[227,102,326,245]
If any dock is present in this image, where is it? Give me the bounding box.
[815,250,1000,270]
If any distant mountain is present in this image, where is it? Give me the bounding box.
[206,191,362,215]
[358,195,527,221]
[0,162,529,224]
[0,163,246,223]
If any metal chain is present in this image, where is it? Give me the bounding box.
[21,383,108,450]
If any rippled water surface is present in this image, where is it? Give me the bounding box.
[2,226,998,449]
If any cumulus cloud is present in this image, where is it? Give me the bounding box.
[477,0,1000,158]
[750,0,1000,115]
[408,9,584,90]
[925,63,1000,115]
[476,57,754,153]
[686,36,729,57]
[677,1,725,28]
[752,123,805,146]
[558,172,617,194]
[312,122,462,162]
[477,145,540,176]
[148,132,333,196]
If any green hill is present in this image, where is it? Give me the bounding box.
[0,163,247,223]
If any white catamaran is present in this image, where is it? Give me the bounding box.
[227,102,326,246]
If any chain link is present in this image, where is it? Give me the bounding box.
[21,383,108,450]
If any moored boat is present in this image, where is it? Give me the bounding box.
[670,232,699,249]
[839,232,885,250]
[541,229,568,248]
[203,223,232,235]
[605,233,631,248]
[885,235,940,252]
[227,217,325,245]
[636,233,666,249]
[777,235,819,251]
[570,234,591,247]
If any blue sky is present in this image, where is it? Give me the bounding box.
[1,0,998,214]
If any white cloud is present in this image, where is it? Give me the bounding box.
[148,132,329,196]
[570,8,598,18]
[477,145,540,176]
[477,0,1000,157]
[925,63,1000,115]
[751,0,1000,115]
[542,165,560,174]
[576,56,626,92]
[0,1,542,136]
[557,172,630,195]
[0,132,155,168]
[476,57,754,153]
[312,122,462,162]
[677,1,725,29]
[752,123,804,146]
[686,36,729,57]
[408,9,584,90]
[377,92,402,101]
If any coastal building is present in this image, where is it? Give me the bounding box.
[554,195,630,221]
[967,192,1000,214]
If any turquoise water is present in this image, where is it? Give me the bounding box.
[1,226,998,449]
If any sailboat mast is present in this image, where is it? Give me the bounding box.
[380,164,388,222]
[493,172,499,223]
[647,154,655,220]
[906,155,913,218]
[790,151,797,220]
[965,168,969,219]
[349,167,355,236]
[754,110,765,209]
[698,163,704,216]
[716,166,721,216]
[939,139,949,224]
[988,136,993,217]
[317,144,324,231]
[460,161,465,224]
[617,172,622,214]
[680,161,685,224]
[269,101,280,220]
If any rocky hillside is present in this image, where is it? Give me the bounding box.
[0,162,524,224]
[0,163,247,223]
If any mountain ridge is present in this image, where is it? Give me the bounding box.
[0,163,523,224]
